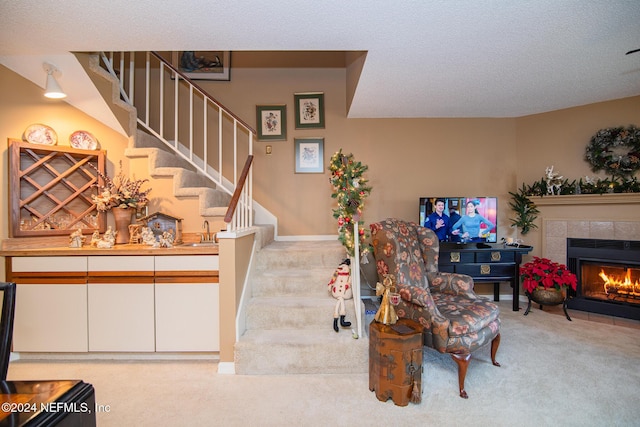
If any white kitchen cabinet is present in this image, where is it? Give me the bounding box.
[11,256,88,352]
[87,256,155,352]
[154,255,219,352]
[7,254,220,354]
[87,282,155,352]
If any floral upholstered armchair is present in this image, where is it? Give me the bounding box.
[370,218,501,398]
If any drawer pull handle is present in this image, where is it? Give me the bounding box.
[480,264,491,275]
[450,252,460,263]
[491,252,501,261]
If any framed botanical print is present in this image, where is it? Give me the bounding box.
[294,92,325,129]
[172,51,231,81]
[256,105,287,141]
[294,138,324,173]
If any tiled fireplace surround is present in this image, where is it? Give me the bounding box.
[543,219,640,264]
[528,194,640,325]
[532,194,640,263]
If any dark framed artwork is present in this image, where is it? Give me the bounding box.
[294,138,324,173]
[294,92,325,129]
[171,51,231,81]
[256,105,287,141]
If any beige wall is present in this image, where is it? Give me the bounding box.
[0,65,130,280]
[1,62,639,252]
[514,96,640,255]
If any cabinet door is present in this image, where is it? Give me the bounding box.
[11,256,89,352]
[87,282,155,352]
[13,282,88,352]
[155,280,220,352]
[154,255,220,352]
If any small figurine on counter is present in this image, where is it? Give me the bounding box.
[158,229,175,248]
[90,230,101,247]
[97,226,116,248]
[68,228,86,248]
[128,224,142,244]
[141,226,157,246]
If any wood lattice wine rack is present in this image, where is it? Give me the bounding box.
[8,139,107,237]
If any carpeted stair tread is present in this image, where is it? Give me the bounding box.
[235,329,368,375]
[251,268,334,297]
[245,296,359,329]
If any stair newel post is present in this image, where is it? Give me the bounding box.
[352,221,363,339]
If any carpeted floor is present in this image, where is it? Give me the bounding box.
[7,300,640,426]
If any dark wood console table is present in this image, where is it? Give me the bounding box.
[0,380,96,426]
[438,243,533,311]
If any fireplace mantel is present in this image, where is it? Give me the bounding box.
[531,193,640,206]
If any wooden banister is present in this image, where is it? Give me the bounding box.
[224,155,254,223]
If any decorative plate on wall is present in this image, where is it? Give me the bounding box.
[69,130,99,150]
[23,123,58,145]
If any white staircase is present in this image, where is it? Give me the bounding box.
[235,240,368,375]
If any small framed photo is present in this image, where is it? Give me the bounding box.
[294,138,324,173]
[172,51,231,81]
[256,105,287,141]
[294,92,325,129]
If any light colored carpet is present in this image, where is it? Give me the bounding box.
[8,300,640,426]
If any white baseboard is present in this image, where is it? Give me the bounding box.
[276,235,338,241]
[12,352,218,361]
[217,362,235,374]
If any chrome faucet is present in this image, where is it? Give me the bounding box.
[202,220,211,242]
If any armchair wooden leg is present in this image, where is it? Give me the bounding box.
[491,333,501,367]
[451,353,471,399]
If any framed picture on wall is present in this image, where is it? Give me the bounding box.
[294,92,325,129]
[294,138,324,173]
[256,105,287,141]
[171,51,231,81]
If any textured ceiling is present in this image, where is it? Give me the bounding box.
[1,0,639,118]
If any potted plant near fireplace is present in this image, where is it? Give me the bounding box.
[521,256,577,321]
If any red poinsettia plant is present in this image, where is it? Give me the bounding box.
[520,256,577,293]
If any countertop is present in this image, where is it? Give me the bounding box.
[0,235,218,256]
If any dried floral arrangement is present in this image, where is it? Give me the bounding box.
[91,161,151,211]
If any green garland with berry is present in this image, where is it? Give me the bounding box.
[585,125,640,178]
[329,149,373,258]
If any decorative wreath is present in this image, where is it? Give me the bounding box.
[585,125,640,177]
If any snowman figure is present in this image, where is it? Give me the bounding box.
[327,259,353,332]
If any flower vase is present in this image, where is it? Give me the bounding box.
[524,286,572,321]
[111,207,133,244]
[530,287,565,305]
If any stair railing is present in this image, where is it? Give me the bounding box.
[99,51,255,232]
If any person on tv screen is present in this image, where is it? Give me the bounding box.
[452,200,495,243]
[424,199,452,241]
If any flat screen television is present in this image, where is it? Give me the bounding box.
[419,197,498,243]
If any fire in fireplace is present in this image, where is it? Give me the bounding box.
[566,238,640,320]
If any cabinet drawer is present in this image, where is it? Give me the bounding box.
[154,255,219,271]
[88,256,154,272]
[476,251,515,263]
[12,256,87,273]
[439,265,455,274]
[439,251,474,265]
[456,263,515,278]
